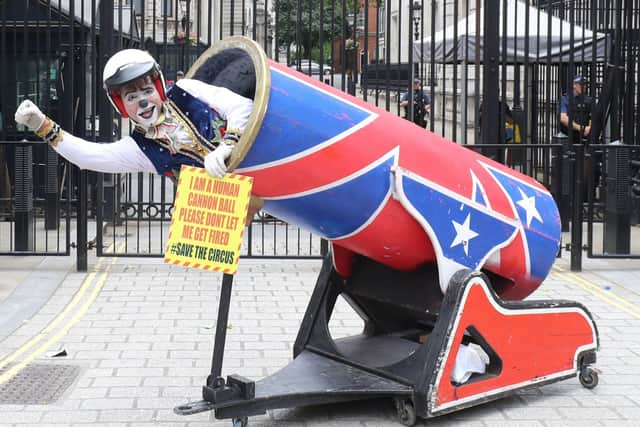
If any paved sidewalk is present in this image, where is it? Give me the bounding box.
[0,249,639,427]
[0,256,75,343]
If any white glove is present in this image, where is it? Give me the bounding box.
[204,143,234,178]
[15,100,46,131]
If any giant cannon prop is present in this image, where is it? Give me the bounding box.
[175,37,599,426]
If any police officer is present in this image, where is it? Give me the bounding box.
[559,75,595,143]
[400,78,431,128]
[559,75,600,199]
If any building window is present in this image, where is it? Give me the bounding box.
[378,7,385,37]
[131,0,172,17]
[163,0,173,17]
[133,0,142,15]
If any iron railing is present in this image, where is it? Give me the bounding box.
[1,0,639,270]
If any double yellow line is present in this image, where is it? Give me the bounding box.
[553,266,640,320]
[0,244,121,385]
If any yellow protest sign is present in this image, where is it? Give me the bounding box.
[164,166,253,274]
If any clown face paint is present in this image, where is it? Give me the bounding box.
[119,77,164,128]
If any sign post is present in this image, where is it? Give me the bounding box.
[165,166,253,390]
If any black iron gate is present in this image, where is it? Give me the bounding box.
[0,140,72,255]
[94,172,325,258]
[584,143,640,260]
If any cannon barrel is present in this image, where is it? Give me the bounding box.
[188,37,561,301]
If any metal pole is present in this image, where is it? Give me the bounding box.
[552,142,564,258]
[570,144,583,271]
[209,273,234,381]
[481,0,500,145]
[320,238,329,256]
[559,135,571,232]
[407,2,415,121]
[78,173,88,271]
[98,0,115,257]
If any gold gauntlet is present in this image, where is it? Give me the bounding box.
[222,127,241,146]
[34,118,64,147]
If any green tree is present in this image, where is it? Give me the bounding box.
[274,0,367,63]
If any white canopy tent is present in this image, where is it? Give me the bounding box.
[412,0,609,64]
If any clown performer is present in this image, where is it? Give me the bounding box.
[14,48,258,218]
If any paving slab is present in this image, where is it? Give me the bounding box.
[0,248,639,426]
[0,255,74,342]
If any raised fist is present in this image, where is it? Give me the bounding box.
[204,143,234,178]
[14,100,46,131]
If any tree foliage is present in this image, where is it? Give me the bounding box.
[273,0,366,62]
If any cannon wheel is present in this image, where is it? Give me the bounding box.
[232,417,248,427]
[394,398,417,426]
[579,366,599,389]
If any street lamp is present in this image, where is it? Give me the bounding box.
[412,1,421,41]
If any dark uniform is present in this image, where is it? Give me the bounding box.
[559,92,594,143]
[401,84,431,128]
[559,80,598,199]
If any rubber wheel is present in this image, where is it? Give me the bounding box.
[579,366,599,389]
[394,398,417,426]
[232,417,248,427]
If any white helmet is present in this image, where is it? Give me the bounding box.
[102,49,167,118]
